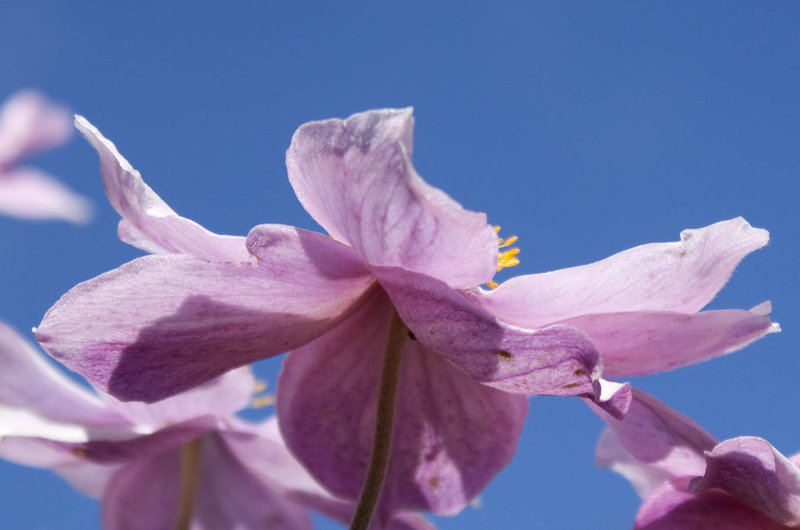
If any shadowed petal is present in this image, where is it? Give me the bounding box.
[595,429,673,499]
[75,116,249,260]
[376,267,600,396]
[103,368,255,428]
[0,168,91,223]
[0,91,71,167]
[690,437,800,526]
[562,306,777,377]
[589,389,718,480]
[287,108,498,288]
[278,289,528,518]
[37,245,375,402]
[473,218,769,328]
[636,481,788,530]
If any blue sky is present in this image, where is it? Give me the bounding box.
[1,1,798,528]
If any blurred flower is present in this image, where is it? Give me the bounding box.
[590,389,800,528]
[35,109,774,521]
[0,323,431,529]
[0,91,91,223]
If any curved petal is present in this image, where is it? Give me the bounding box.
[286,108,498,288]
[635,481,788,530]
[0,91,71,167]
[690,437,800,526]
[0,168,91,223]
[103,367,255,428]
[589,389,718,480]
[595,429,674,499]
[75,115,249,260]
[37,236,375,402]
[376,267,600,396]
[278,289,528,518]
[473,218,769,328]
[562,306,778,377]
[0,436,119,497]
[0,322,124,427]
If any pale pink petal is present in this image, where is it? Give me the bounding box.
[287,108,498,288]
[0,322,124,427]
[103,367,255,428]
[591,379,633,420]
[0,91,71,167]
[375,266,600,396]
[194,433,313,530]
[473,218,769,328]
[75,115,249,260]
[635,481,787,529]
[690,437,800,526]
[589,389,718,480]
[0,168,91,223]
[278,290,528,518]
[36,236,375,402]
[562,306,777,377]
[0,436,120,497]
[595,429,674,499]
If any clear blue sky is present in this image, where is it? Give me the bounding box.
[1,1,799,528]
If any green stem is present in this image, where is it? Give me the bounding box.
[174,438,203,530]
[349,310,407,530]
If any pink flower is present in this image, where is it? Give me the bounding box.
[35,109,774,521]
[0,91,91,223]
[0,322,430,529]
[591,390,800,528]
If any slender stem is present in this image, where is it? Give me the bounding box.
[174,438,203,530]
[349,310,407,530]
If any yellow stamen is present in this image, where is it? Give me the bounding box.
[486,225,521,289]
[252,380,267,394]
[251,395,275,408]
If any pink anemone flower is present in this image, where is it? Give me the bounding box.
[36,109,774,523]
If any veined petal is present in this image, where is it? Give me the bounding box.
[0,91,71,168]
[36,242,375,402]
[287,108,498,288]
[75,115,249,260]
[277,290,528,518]
[589,389,718,480]
[690,437,800,526]
[375,267,599,396]
[473,218,769,328]
[0,322,124,427]
[562,306,777,377]
[0,168,91,224]
[635,481,788,530]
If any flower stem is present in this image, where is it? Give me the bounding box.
[349,310,407,530]
[174,438,203,530]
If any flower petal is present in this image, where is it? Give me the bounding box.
[376,266,600,396]
[287,108,498,288]
[277,289,528,518]
[689,437,800,526]
[0,91,71,167]
[474,218,769,328]
[36,237,375,402]
[0,322,124,427]
[103,367,255,428]
[589,389,718,480]
[0,168,91,223]
[635,481,787,530]
[595,429,674,499]
[562,306,778,377]
[75,115,249,260]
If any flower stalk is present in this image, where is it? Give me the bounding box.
[174,438,203,530]
[349,311,408,530]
